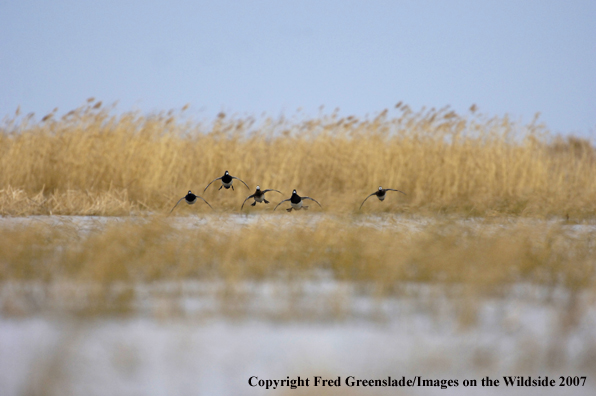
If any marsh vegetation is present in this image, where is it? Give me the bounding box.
[1,103,596,394]
[2,100,595,217]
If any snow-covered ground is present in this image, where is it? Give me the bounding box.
[1,280,595,396]
[2,213,596,234]
[0,315,593,396]
[1,215,595,395]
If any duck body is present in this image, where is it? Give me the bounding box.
[240,186,283,209]
[359,186,406,210]
[289,191,305,210]
[220,172,233,189]
[376,189,387,201]
[253,188,266,203]
[185,191,200,204]
[274,189,322,212]
[204,170,249,192]
[170,190,213,214]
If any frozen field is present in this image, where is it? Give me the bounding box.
[2,285,595,396]
[1,215,595,395]
[3,213,596,233]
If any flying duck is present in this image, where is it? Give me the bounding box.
[359,186,406,210]
[170,190,213,213]
[203,170,249,192]
[240,186,283,210]
[274,189,322,212]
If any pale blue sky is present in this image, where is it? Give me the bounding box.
[1,0,595,135]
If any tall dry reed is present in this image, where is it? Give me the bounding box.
[1,217,594,290]
[1,101,595,216]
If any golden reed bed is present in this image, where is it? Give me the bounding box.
[1,217,594,290]
[0,217,594,324]
[1,100,595,217]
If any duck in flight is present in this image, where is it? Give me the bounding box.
[359,186,406,210]
[274,189,322,212]
[240,186,283,210]
[170,190,213,214]
[203,170,249,192]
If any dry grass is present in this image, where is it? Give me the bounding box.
[2,101,595,216]
[1,215,595,324]
[1,216,594,289]
[3,104,594,393]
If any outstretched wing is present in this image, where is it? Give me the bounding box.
[231,176,250,189]
[196,195,213,209]
[359,193,376,210]
[386,189,406,195]
[169,197,186,214]
[203,176,222,192]
[302,197,322,208]
[240,194,255,210]
[273,198,291,211]
[262,189,282,195]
